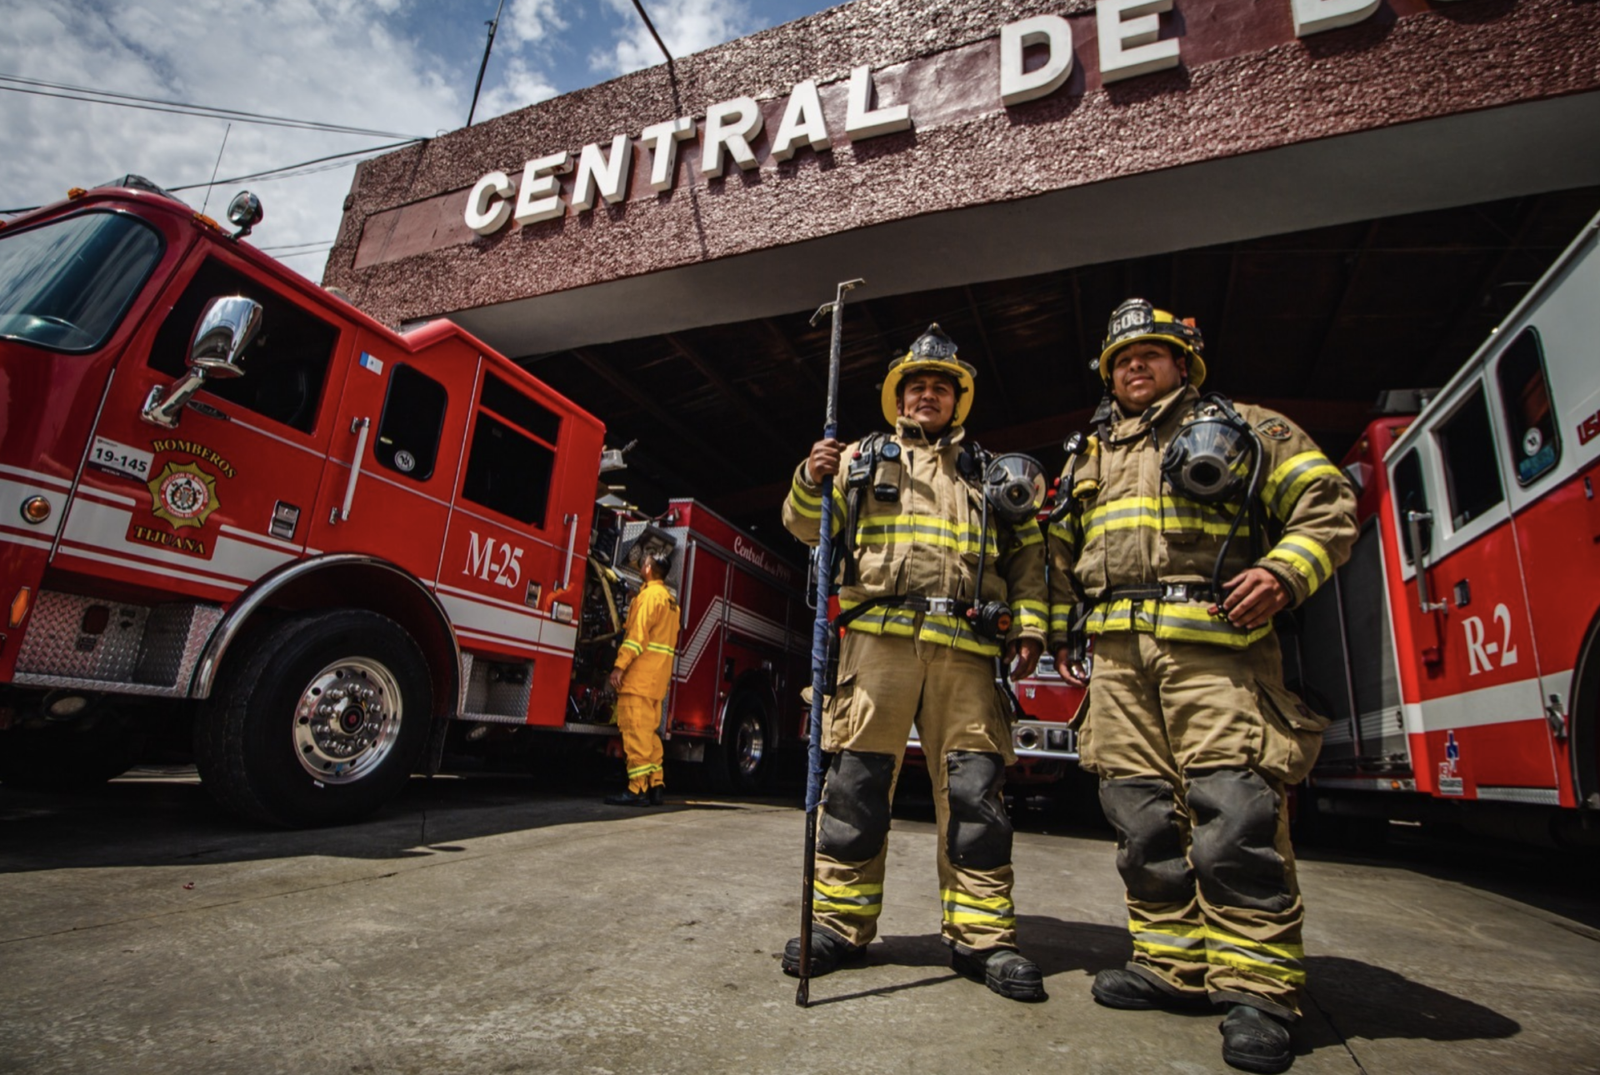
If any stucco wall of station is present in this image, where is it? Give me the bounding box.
[325,0,1600,331]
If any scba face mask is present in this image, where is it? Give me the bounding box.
[1160,403,1253,504]
[983,453,1047,524]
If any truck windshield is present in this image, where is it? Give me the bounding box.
[0,211,163,353]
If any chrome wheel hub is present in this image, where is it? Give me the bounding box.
[292,657,403,783]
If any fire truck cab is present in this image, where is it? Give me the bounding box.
[0,178,607,825]
[1292,211,1600,841]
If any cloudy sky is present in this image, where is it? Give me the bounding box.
[0,0,844,281]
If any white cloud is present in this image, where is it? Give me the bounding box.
[591,0,755,78]
[505,0,566,45]
[474,55,561,120]
[0,0,464,283]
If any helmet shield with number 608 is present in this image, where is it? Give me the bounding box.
[1098,298,1207,388]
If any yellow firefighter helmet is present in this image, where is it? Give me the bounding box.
[1098,298,1207,388]
[880,323,978,427]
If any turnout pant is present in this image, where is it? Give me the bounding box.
[1078,631,1327,1021]
[615,692,666,794]
[812,628,1019,956]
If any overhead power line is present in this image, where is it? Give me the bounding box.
[0,72,428,139]
[0,138,420,216]
[166,140,423,191]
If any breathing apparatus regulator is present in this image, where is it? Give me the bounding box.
[1160,397,1255,504]
[1163,393,1267,599]
[963,449,1045,642]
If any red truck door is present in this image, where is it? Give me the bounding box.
[302,328,472,590]
[1389,378,1555,800]
[433,364,603,725]
[53,248,349,602]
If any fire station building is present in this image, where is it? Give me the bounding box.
[324,0,1600,533]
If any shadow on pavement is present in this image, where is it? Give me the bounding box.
[0,765,772,874]
[1301,954,1522,1047]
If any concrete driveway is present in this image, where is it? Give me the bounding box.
[2,768,1597,1075]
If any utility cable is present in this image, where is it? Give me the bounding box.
[1,139,420,216]
[0,72,427,139]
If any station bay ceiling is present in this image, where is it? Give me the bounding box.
[515,187,1600,538]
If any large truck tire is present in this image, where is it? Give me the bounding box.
[195,610,431,827]
[704,695,772,795]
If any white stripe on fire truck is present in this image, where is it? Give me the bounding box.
[0,530,56,553]
[75,484,138,507]
[218,523,303,555]
[673,596,800,683]
[53,542,249,593]
[1401,671,1575,733]
[453,626,574,658]
[58,499,293,589]
[435,581,568,623]
[437,590,573,651]
[0,464,73,492]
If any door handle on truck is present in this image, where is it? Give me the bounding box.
[560,512,579,590]
[329,417,371,524]
[1405,509,1447,613]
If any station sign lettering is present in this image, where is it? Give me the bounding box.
[466,0,1475,236]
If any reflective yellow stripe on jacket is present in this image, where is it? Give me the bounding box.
[1085,598,1272,650]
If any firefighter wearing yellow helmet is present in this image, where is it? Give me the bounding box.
[780,324,1050,1001]
[1047,299,1357,1073]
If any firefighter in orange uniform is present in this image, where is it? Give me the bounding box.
[1047,300,1357,1072]
[779,324,1050,1001]
[606,545,679,807]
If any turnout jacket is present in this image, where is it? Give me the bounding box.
[782,418,1047,658]
[613,578,680,700]
[1046,384,1357,651]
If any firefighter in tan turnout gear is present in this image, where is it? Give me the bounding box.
[780,325,1051,1001]
[1047,300,1357,1073]
[605,545,679,807]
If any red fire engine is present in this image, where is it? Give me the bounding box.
[0,177,807,825]
[1287,210,1600,843]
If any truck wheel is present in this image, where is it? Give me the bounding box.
[706,696,771,795]
[195,610,431,827]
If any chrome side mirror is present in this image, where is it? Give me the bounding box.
[141,295,264,428]
[1405,509,1447,613]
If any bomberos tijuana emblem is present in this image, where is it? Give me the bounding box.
[148,461,220,529]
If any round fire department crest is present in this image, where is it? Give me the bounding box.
[148,461,219,529]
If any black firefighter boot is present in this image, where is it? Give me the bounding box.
[1220,1003,1294,1074]
[604,788,653,807]
[951,947,1048,1002]
[781,929,867,977]
[1091,968,1209,1011]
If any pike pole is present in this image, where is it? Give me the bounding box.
[797,277,863,1008]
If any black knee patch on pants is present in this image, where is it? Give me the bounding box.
[1187,769,1291,913]
[945,751,1012,870]
[818,750,897,862]
[1099,777,1193,905]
